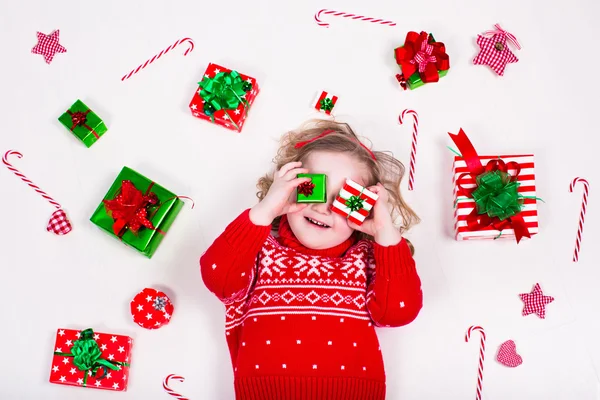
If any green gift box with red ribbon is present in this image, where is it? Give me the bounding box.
[58,100,107,147]
[395,31,450,90]
[90,167,184,258]
[189,63,259,132]
[49,328,132,391]
[450,129,539,243]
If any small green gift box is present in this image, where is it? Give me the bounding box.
[296,174,327,203]
[90,167,184,258]
[58,100,107,148]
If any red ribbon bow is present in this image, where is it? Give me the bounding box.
[103,180,159,236]
[449,129,530,243]
[297,181,315,196]
[395,31,450,84]
[67,110,100,139]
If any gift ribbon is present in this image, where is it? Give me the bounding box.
[483,24,521,50]
[297,180,315,196]
[319,97,335,112]
[395,31,450,84]
[54,329,129,387]
[449,129,530,243]
[198,70,252,129]
[67,110,100,139]
[411,40,438,73]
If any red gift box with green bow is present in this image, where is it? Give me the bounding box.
[450,129,540,243]
[49,328,132,391]
[189,63,260,132]
[395,31,450,90]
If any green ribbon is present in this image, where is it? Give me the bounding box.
[345,194,365,213]
[198,70,252,127]
[472,170,523,221]
[54,329,129,387]
[319,97,334,112]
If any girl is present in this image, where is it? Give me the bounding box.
[200,119,423,400]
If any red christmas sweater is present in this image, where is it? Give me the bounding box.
[200,209,423,400]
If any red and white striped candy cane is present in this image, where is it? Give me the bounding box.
[121,37,194,81]
[314,9,396,28]
[570,177,590,262]
[163,374,189,400]
[399,109,419,191]
[465,325,486,400]
[3,150,61,209]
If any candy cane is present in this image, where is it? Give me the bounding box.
[570,177,590,262]
[465,326,486,400]
[3,150,72,235]
[314,9,396,28]
[121,37,194,81]
[398,109,419,191]
[163,374,189,400]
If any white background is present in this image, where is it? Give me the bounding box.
[1,0,599,399]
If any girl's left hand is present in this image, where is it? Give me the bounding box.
[347,183,402,246]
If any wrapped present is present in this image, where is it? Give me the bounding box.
[395,31,450,90]
[49,328,132,391]
[331,179,378,225]
[90,167,184,258]
[130,287,174,330]
[189,63,259,132]
[314,91,338,115]
[58,100,107,147]
[297,173,327,203]
[450,129,539,242]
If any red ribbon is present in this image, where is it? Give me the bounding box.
[103,180,160,237]
[67,110,100,139]
[395,31,450,84]
[449,129,530,243]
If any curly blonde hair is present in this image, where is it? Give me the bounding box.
[257,119,420,245]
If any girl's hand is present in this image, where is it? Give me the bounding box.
[347,183,402,246]
[250,161,311,226]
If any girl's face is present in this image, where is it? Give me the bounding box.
[286,151,371,250]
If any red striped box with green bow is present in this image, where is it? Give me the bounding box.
[450,129,539,243]
[331,179,378,225]
[49,328,132,391]
[189,63,259,132]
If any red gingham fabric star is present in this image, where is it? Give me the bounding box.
[519,283,554,319]
[473,34,518,76]
[31,30,67,64]
[46,209,72,235]
[496,340,523,367]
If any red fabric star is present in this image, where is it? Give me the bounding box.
[103,180,158,236]
[473,34,518,76]
[31,30,67,64]
[519,283,554,319]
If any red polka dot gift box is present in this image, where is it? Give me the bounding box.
[49,328,132,391]
[189,63,260,132]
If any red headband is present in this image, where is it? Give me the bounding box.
[294,129,377,160]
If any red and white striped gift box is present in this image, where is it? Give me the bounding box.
[314,91,338,115]
[331,179,378,225]
[453,154,538,240]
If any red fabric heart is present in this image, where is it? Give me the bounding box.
[496,340,522,367]
[47,209,72,235]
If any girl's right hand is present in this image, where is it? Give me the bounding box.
[250,161,311,226]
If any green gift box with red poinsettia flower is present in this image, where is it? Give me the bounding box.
[90,167,184,258]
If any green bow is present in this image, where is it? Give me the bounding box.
[198,70,252,124]
[345,195,365,213]
[319,97,334,112]
[54,329,128,386]
[472,170,523,221]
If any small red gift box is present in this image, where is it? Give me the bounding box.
[49,328,132,391]
[189,63,259,132]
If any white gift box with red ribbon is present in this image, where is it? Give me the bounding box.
[313,91,338,115]
[331,179,378,225]
[453,154,539,240]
